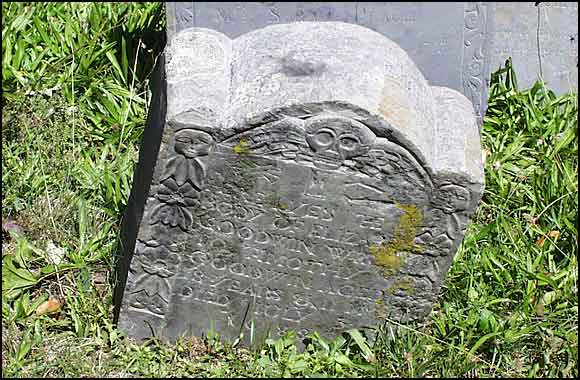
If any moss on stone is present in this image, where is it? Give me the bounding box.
[369,244,404,276]
[265,192,289,210]
[387,278,416,295]
[370,203,424,277]
[374,298,388,319]
[233,138,251,155]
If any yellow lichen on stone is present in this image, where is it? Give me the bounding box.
[387,278,416,295]
[374,298,388,319]
[266,193,288,210]
[233,138,250,155]
[394,204,424,253]
[370,203,424,277]
[369,244,403,276]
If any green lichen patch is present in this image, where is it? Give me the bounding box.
[374,298,388,320]
[370,203,424,277]
[265,192,289,210]
[387,277,416,295]
[369,244,404,277]
[233,138,251,155]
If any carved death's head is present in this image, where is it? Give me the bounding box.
[436,183,471,213]
[305,115,375,169]
[174,129,214,159]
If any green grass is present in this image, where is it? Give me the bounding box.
[2,2,578,377]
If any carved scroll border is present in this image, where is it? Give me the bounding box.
[462,2,490,123]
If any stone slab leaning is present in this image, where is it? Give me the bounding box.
[113,22,485,345]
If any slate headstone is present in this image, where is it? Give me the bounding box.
[488,2,578,93]
[114,22,484,345]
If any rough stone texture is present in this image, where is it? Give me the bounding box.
[114,22,484,345]
[488,2,578,93]
[166,2,493,123]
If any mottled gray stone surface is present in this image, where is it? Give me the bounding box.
[114,22,484,345]
[488,2,577,93]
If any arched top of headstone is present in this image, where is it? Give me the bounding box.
[163,22,482,183]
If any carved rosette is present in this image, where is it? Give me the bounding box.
[128,240,181,318]
[149,178,200,230]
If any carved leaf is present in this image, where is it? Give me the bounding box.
[161,156,182,184]
[176,206,193,230]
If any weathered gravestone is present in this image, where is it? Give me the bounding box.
[114,22,484,345]
[166,2,493,122]
[488,2,578,94]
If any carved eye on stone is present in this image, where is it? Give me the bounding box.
[305,115,376,169]
[313,128,336,148]
[338,134,360,152]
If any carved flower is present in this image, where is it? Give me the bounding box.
[129,240,181,315]
[162,155,207,189]
[135,240,180,278]
[149,179,199,230]
[161,129,213,189]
